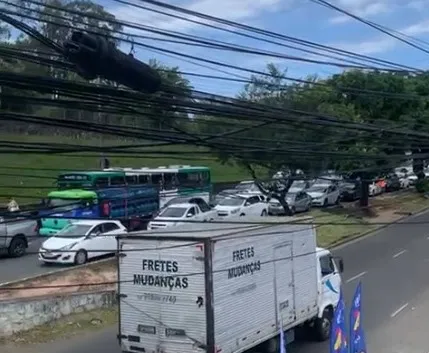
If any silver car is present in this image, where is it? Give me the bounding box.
[268,191,312,215]
[0,216,38,257]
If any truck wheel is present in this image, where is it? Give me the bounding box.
[74,250,88,265]
[314,307,333,341]
[8,236,27,257]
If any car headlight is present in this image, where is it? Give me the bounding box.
[60,242,78,251]
[230,208,239,214]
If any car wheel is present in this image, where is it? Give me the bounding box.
[74,249,88,266]
[335,197,340,205]
[239,213,245,217]
[289,206,296,215]
[261,210,268,217]
[8,236,27,258]
[323,199,328,207]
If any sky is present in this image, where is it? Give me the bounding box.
[19,0,429,96]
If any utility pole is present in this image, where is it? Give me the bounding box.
[96,77,105,169]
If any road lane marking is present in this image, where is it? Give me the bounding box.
[345,271,367,283]
[393,249,407,258]
[390,303,409,318]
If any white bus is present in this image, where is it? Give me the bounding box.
[105,165,212,208]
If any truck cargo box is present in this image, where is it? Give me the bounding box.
[118,217,319,353]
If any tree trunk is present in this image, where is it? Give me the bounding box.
[359,180,369,207]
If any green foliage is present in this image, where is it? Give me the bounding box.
[415,179,429,193]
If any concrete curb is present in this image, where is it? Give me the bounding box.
[0,257,115,287]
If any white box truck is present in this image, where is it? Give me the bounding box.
[117,217,344,353]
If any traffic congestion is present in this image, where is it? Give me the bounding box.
[0,163,420,267]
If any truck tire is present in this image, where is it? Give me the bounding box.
[74,249,88,265]
[8,235,27,257]
[314,307,333,341]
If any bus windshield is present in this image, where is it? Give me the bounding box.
[47,198,82,212]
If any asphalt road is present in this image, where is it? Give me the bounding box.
[0,237,51,283]
[4,208,429,353]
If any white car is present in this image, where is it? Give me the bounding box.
[215,194,268,218]
[369,182,383,196]
[234,181,261,193]
[307,184,340,207]
[399,176,411,189]
[147,202,218,230]
[38,220,127,265]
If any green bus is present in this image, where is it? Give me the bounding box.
[39,185,160,236]
[105,165,212,208]
[57,171,126,189]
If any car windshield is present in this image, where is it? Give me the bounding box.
[164,197,190,208]
[291,181,305,188]
[159,207,187,218]
[235,183,253,190]
[218,197,245,206]
[48,198,81,212]
[55,224,92,238]
[308,186,327,193]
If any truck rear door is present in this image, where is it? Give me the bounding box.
[118,238,208,353]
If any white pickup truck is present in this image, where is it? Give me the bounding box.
[117,217,344,353]
[147,202,218,230]
[0,216,38,257]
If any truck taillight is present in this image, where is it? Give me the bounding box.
[196,244,203,251]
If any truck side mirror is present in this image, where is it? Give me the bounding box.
[338,258,344,273]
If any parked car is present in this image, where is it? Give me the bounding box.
[161,196,214,212]
[385,174,401,192]
[215,194,268,218]
[375,178,387,192]
[269,191,312,215]
[399,176,411,189]
[288,180,312,193]
[38,220,127,265]
[407,172,418,185]
[0,216,38,257]
[147,202,218,230]
[234,181,260,193]
[307,184,340,207]
[340,182,361,201]
[369,181,383,196]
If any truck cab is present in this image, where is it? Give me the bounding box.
[312,247,344,341]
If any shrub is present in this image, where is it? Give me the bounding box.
[415,178,429,193]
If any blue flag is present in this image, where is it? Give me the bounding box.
[330,290,348,353]
[350,282,367,353]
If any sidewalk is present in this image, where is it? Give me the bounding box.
[2,326,118,353]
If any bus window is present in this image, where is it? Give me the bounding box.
[163,173,177,190]
[126,175,137,185]
[201,171,210,183]
[152,173,163,186]
[96,177,109,188]
[110,176,125,186]
[138,175,150,184]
